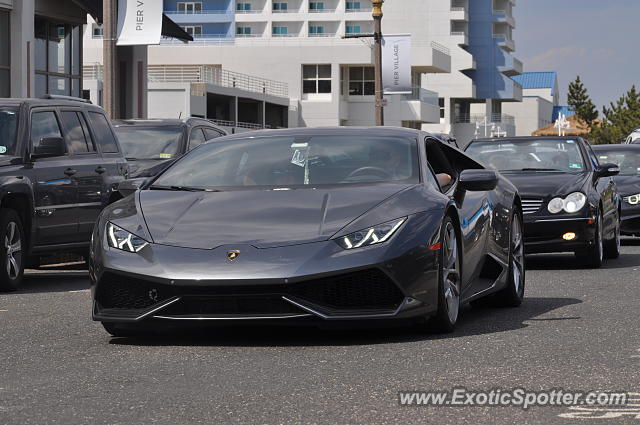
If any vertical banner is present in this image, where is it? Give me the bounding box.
[117,0,163,46]
[382,35,412,94]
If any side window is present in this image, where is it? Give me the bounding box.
[88,112,119,153]
[78,112,97,152]
[203,128,223,141]
[31,111,63,152]
[61,111,96,154]
[586,145,600,169]
[189,128,206,150]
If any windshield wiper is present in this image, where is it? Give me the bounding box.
[149,185,221,192]
[505,168,565,172]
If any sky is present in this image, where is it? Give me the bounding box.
[514,0,640,111]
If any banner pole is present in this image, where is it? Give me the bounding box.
[372,0,384,126]
[103,0,118,119]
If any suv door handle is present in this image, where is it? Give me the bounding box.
[95,166,106,174]
[64,168,77,176]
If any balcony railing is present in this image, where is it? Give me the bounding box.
[309,8,337,12]
[160,34,234,45]
[346,7,372,12]
[309,32,337,37]
[235,9,263,13]
[431,41,450,55]
[147,65,289,98]
[164,9,229,14]
[82,64,103,81]
[400,87,439,106]
[454,113,515,125]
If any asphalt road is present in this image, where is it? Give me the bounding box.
[1,243,640,425]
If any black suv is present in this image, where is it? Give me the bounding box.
[0,96,128,290]
[112,118,226,178]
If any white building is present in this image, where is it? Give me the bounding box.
[503,71,560,137]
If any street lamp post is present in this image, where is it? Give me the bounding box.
[371,0,384,126]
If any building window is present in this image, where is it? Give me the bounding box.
[303,65,331,94]
[92,23,103,39]
[181,26,203,36]
[0,10,10,97]
[309,2,324,11]
[272,26,289,36]
[438,98,446,119]
[177,2,203,13]
[273,2,288,11]
[34,18,82,98]
[309,25,325,36]
[345,25,361,34]
[236,26,252,35]
[346,1,361,11]
[236,2,252,11]
[348,66,374,96]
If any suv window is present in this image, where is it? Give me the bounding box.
[61,111,96,154]
[88,112,119,153]
[203,128,223,140]
[189,128,207,150]
[31,111,63,152]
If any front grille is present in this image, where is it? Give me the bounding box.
[290,269,404,311]
[95,268,404,315]
[96,273,172,309]
[521,198,544,215]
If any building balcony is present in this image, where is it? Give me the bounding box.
[159,34,234,45]
[493,10,516,27]
[163,10,234,24]
[450,30,468,46]
[493,35,515,52]
[346,6,372,13]
[450,7,468,21]
[412,41,451,73]
[499,56,523,77]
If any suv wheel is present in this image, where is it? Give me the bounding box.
[0,209,25,291]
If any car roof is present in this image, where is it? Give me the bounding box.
[471,136,584,143]
[112,118,219,127]
[215,126,424,142]
[0,98,104,110]
[592,144,640,150]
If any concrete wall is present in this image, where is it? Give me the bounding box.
[503,96,554,136]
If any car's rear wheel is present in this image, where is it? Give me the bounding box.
[604,210,621,259]
[494,210,525,307]
[428,216,461,333]
[576,211,603,268]
[0,209,25,292]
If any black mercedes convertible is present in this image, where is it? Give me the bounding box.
[90,127,524,336]
[466,136,621,268]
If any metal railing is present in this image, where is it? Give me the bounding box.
[235,9,263,14]
[147,65,289,98]
[160,34,235,45]
[164,9,230,15]
[450,31,466,36]
[400,87,439,105]
[431,41,450,55]
[346,7,372,12]
[454,113,515,124]
[309,8,337,12]
[309,32,337,37]
[83,64,103,80]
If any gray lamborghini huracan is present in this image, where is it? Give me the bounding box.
[90,127,524,336]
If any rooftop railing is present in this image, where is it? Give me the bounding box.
[454,113,515,125]
[164,9,230,14]
[147,65,289,98]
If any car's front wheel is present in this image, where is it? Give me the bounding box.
[0,209,25,291]
[427,216,462,333]
[576,211,604,268]
[494,210,525,307]
[604,209,621,259]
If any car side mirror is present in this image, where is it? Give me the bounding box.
[458,169,499,191]
[32,137,66,159]
[595,163,620,178]
[117,178,148,197]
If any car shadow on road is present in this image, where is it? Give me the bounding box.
[6,271,90,294]
[107,296,582,347]
[525,252,640,270]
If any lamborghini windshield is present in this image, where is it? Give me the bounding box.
[466,138,586,173]
[152,135,420,189]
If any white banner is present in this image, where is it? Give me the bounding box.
[382,35,412,94]
[116,0,163,46]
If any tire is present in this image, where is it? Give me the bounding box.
[603,209,621,259]
[576,211,604,268]
[0,209,25,292]
[493,210,525,307]
[427,216,462,333]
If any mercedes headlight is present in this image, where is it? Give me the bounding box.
[107,222,149,252]
[336,218,406,250]
[547,192,587,214]
[625,194,640,205]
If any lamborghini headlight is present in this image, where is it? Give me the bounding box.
[336,218,406,250]
[107,222,149,252]
[548,192,587,214]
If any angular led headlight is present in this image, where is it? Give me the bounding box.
[107,222,149,253]
[336,218,406,250]
[547,192,586,214]
[563,192,586,213]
